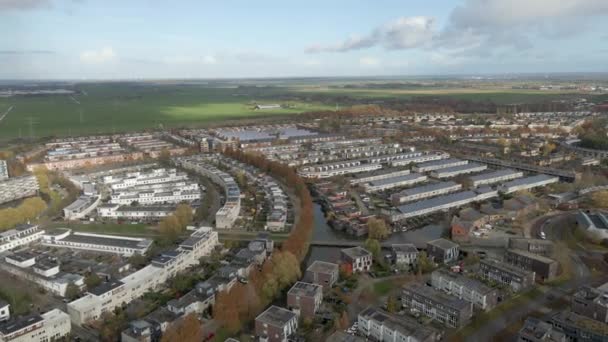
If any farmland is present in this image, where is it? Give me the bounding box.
[0,79,602,141]
[0,83,333,140]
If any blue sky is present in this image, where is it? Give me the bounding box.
[1,0,608,79]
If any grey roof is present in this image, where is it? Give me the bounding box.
[341,246,372,259]
[507,249,557,264]
[0,314,43,335]
[61,233,152,250]
[432,163,485,175]
[287,281,322,298]
[368,173,425,187]
[255,305,297,327]
[480,258,534,277]
[403,282,471,310]
[427,238,459,250]
[416,158,465,168]
[6,251,36,262]
[397,191,477,214]
[358,306,439,340]
[306,260,339,274]
[433,269,495,295]
[395,181,460,197]
[392,244,418,254]
[89,279,125,296]
[501,174,557,188]
[468,169,521,182]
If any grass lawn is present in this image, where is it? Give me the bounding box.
[46,221,157,237]
[373,280,395,296]
[0,83,333,139]
[0,283,32,315]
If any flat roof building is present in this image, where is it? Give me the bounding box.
[304,261,339,291]
[358,306,441,342]
[413,158,468,173]
[255,306,298,342]
[431,269,499,310]
[363,173,427,193]
[499,174,559,194]
[504,249,559,281]
[402,282,473,328]
[287,282,323,319]
[479,258,535,292]
[430,163,487,179]
[468,169,524,187]
[391,181,462,205]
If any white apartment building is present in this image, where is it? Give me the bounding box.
[391,181,462,205]
[468,169,524,187]
[498,174,559,194]
[389,151,450,167]
[298,160,382,179]
[174,156,241,229]
[67,227,219,325]
[104,168,188,190]
[363,173,427,193]
[97,204,176,220]
[42,229,153,256]
[413,158,468,173]
[63,195,101,220]
[0,176,39,205]
[109,188,200,205]
[0,309,71,342]
[0,224,44,253]
[430,163,487,179]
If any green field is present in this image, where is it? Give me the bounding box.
[0,80,599,141]
[0,83,333,139]
[293,86,585,104]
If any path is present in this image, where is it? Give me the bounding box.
[0,105,13,122]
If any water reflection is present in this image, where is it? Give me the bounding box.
[306,203,448,267]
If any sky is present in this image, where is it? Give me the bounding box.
[1,0,608,79]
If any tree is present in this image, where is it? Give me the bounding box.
[159,215,181,241]
[364,239,381,259]
[591,190,608,208]
[386,295,398,313]
[84,273,102,289]
[158,148,171,165]
[367,217,389,240]
[65,283,81,300]
[174,203,193,228]
[161,313,204,342]
[417,251,434,274]
[33,167,50,195]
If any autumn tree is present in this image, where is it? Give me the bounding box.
[386,295,399,313]
[364,238,381,259]
[159,215,181,241]
[174,203,194,228]
[161,313,204,342]
[591,190,608,208]
[367,217,389,240]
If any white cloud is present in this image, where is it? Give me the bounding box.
[80,47,116,64]
[306,16,435,53]
[380,17,436,50]
[359,57,380,67]
[202,55,216,65]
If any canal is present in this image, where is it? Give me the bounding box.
[305,203,447,267]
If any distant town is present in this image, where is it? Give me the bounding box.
[1,91,608,342]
